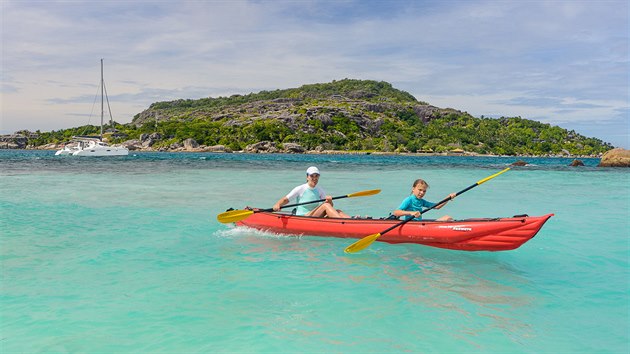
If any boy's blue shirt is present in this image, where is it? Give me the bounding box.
[397,195,437,220]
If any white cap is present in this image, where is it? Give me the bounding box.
[306,166,320,175]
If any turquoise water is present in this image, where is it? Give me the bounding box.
[1,150,628,353]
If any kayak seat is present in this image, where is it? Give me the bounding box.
[383,214,399,220]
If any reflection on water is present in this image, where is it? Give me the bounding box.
[217,225,538,349]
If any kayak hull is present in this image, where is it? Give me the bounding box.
[235,212,554,251]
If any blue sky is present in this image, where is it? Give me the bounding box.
[2,0,628,148]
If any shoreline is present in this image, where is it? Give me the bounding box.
[5,146,604,159]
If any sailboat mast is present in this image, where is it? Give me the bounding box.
[100,58,104,139]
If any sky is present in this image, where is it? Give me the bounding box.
[1,0,628,148]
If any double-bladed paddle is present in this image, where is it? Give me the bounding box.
[216,189,381,223]
[343,168,511,253]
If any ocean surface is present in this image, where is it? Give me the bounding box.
[1,150,628,353]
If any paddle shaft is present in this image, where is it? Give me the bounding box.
[343,168,510,253]
[265,194,350,212]
[217,189,380,223]
[378,168,510,237]
[377,192,454,237]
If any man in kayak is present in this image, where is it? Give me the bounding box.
[393,178,456,221]
[273,166,351,218]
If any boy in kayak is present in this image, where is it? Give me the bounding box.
[273,166,351,218]
[393,178,456,221]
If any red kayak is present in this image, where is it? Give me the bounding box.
[236,212,554,251]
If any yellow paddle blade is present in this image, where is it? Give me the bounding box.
[477,167,510,185]
[216,209,254,223]
[347,189,381,198]
[344,233,382,254]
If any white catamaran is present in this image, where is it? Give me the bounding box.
[55,59,129,157]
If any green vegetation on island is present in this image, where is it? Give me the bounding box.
[20,79,613,155]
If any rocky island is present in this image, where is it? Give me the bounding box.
[2,79,619,160]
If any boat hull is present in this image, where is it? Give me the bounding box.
[55,148,76,156]
[70,139,129,156]
[72,146,128,156]
[236,212,554,251]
